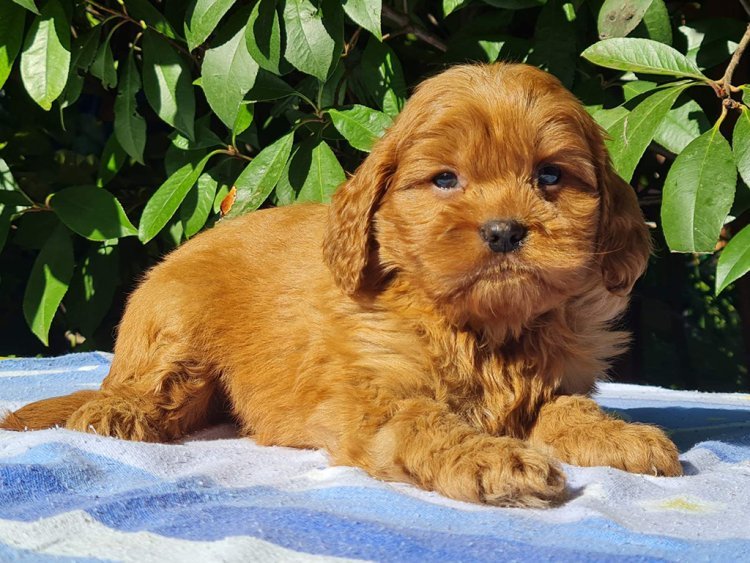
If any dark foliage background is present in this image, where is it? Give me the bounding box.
[0,0,748,391]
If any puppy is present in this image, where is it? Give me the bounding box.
[1,63,681,507]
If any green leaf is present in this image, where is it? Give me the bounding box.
[0,2,25,89]
[245,0,291,75]
[97,134,127,187]
[11,0,38,15]
[527,0,577,87]
[639,0,671,45]
[607,84,689,181]
[202,23,259,129]
[19,0,71,111]
[181,166,222,237]
[89,34,117,89]
[581,38,706,80]
[342,0,381,41]
[273,146,298,206]
[482,0,546,7]
[661,126,737,253]
[679,19,746,70]
[0,191,28,206]
[23,222,74,346]
[51,185,138,241]
[593,106,630,131]
[114,50,147,164]
[296,140,346,203]
[169,116,223,151]
[328,105,392,152]
[717,224,750,295]
[139,152,216,242]
[443,0,470,16]
[283,0,343,82]
[0,205,13,254]
[225,132,294,218]
[0,157,20,192]
[654,98,710,154]
[598,0,656,40]
[142,30,195,140]
[126,0,179,39]
[65,242,120,338]
[349,38,406,117]
[733,108,750,189]
[246,69,298,101]
[233,103,254,136]
[185,0,237,51]
[70,25,100,72]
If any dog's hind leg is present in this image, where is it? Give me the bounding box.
[66,360,223,442]
[60,287,224,441]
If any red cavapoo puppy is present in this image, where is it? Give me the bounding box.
[1,63,681,507]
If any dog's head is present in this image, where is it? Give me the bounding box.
[323,64,649,330]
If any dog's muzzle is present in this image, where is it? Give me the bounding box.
[479,220,528,253]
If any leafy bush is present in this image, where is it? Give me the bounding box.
[0,0,748,389]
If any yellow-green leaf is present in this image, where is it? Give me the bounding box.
[22,222,74,346]
[661,125,736,253]
[19,0,71,110]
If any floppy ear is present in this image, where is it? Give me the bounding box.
[322,135,395,295]
[597,160,651,296]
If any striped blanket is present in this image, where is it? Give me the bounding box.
[1,352,749,562]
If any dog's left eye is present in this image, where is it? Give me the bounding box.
[432,172,459,190]
[537,165,562,186]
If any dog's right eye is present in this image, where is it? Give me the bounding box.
[433,172,459,190]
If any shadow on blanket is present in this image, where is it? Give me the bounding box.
[605,406,750,451]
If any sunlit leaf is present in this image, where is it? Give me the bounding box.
[225,132,294,217]
[733,108,750,188]
[202,22,259,129]
[185,0,236,50]
[51,185,138,241]
[181,170,220,238]
[142,30,195,139]
[245,0,292,75]
[716,224,750,295]
[114,50,147,164]
[97,135,127,187]
[607,84,689,181]
[342,0,381,41]
[296,140,345,203]
[283,0,343,82]
[11,0,39,15]
[19,0,71,110]
[23,222,74,346]
[328,105,392,152]
[139,152,217,242]
[661,126,736,253]
[582,38,706,80]
[0,1,25,89]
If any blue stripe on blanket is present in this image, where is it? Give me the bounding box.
[1,441,749,562]
[2,354,750,562]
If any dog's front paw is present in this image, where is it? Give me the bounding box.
[436,437,567,507]
[611,423,682,477]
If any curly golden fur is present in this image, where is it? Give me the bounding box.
[1,64,681,507]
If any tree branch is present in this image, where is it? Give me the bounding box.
[719,22,750,95]
[382,5,447,53]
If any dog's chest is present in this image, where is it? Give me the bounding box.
[427,333,557,438]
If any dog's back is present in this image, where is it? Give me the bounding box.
[1,203,337,440]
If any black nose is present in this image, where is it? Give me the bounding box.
[479,220,528,253]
